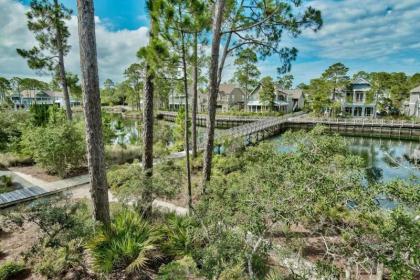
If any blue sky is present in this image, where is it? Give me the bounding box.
[2,0,420,86]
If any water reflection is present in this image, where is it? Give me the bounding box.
[272,135,420,185]
[346,137,420,184]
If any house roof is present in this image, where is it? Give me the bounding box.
[218,83,245,95]
[247,100,288,106]
[351,77,370,85]
[278,88,304,99]
[410,85,420,93]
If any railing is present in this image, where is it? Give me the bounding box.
[292,117,420,127]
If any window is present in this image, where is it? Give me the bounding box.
[355,91,364,102]
[354,107,362,116]
[365,107,372,116]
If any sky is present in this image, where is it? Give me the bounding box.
[0,0,420,87]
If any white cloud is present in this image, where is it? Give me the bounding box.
[0,0,149,85]
[302,0,420,61]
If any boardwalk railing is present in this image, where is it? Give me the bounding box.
[196,111,306,149]
[157,111,282,122]
[292,117,420,128]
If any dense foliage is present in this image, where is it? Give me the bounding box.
[21,111,86,177]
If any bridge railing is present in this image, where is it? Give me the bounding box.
[292,117,420,127]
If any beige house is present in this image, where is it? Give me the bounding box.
[198,84,245,112]
[403,86,420,117]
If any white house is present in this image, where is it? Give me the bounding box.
[10,90,80,110]
[337,78,376,117]
[403,86,420,117]
[246,84,304,113]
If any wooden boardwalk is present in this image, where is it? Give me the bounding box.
[0,174,90,208]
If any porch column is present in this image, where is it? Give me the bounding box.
[351,106,355,117]
[362,107,365,117]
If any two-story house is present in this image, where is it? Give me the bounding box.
[403,86,420,117]
[246,84,304,113]
[339,78,376,117]
[170,84,246,112]
[199,84,246,112]
[10,90,81,110]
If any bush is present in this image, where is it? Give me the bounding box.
[157,256,200,280]
[0,261,26,280]
[0,110,28,152]
[0,153,33,168]
[160,214,196,258]
[21,121,86,177]
[86,209,163,274]
[107,160,181,211]
[0,176,13,194]
[11,198,93,278]
[105,144,142,165]
[33,241,82,278]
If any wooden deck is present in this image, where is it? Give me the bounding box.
[0,174,90,208]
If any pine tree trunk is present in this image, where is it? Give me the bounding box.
[192,32,198,158]
[143,22,154,175]
[202,0,226,190]
[76,0,110,226]
[57,36,72,121]
[181,31,193,211]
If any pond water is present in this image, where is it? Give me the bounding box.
[271,135,420,185]
[112,114,419,185]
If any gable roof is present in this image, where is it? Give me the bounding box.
[218,83,245,95]
[278,88,304,99]
[351,77,370,85]
[410,85,420,93]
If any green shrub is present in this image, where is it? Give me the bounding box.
[33,241,82,278]
[0,176,13,194]
[86,209,163,274]
[0,110,28,152]
[0,153,33,168]
[105,144,142,165]
[160,214,196,258]
[21,121,86,177]
[0,261,26,280]
[157,256,200,280]
[12,198,93,278]
[107,160,181,211]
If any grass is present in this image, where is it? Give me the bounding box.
[0,261,26,280]
[0,153,33,169]
[105,145,142,165]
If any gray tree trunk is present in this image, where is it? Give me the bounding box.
[181,31,193,211]
[202,0,226,189]
[191,32,198,158]
[76,0,110,226]
[57,34,72,121]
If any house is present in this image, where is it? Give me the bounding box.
[10,90,81,110]
[168,89,191,111]
[278,88,305,112]
[403,86,420,117]
[169,84,246,112]
[338,78,376,117]
[246,85,304,113]
[198,84,246,112]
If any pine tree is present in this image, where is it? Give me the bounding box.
[17,0,73,120]
[76,0,110,226]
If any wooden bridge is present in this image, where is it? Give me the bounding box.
[194,115,420,150]
[157,111,271,128]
